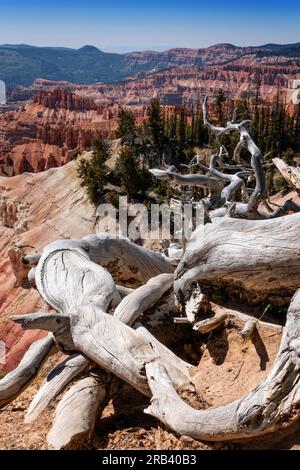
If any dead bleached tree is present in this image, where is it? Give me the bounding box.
[174,211,300,307]
[2,101,300,449]
[0,218,299,448]
[273,157,300,195]
[1,237,193,449]
[149,97,299,220]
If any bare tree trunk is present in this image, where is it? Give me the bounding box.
[47,372,107,450]
[175,212,300,305]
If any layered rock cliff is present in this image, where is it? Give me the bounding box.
[0,89,122,175]
[1,54,299,176]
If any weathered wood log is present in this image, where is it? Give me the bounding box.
[0,334,55,409]
[144,288,300,440]
[175,212,300,305]
[114,273,174,326]
[47,372,107,450]
[193,313,227,334]
[12,307,195,398]
[34,244,122,313]
[149,169,224,209]
[273,158,300,195]
[37,235,174,289]
[25,354,89,423]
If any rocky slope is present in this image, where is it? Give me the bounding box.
[0,155,96,371]
[1,54,300,176]
[0,88,125,175]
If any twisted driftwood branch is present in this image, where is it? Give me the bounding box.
[175,212,300,305]
[25,354,89,423]
[273,157,300,195]
[0,334,55,409]
[202,96,268,216]
[114,273,174,326]
[149,168,224,209]
[144,288,300,440]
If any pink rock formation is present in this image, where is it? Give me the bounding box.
[0,158,95,371]
[0,54,299,176]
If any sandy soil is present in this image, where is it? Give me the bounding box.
[1,303,300,451]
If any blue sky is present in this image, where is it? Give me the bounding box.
[0,0,299,52]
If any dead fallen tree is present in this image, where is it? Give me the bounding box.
[149,97,300,221]
[175,212,300,306]
[145,289,300,440]
[8,251,300,444]
[273,157,300,195]
[2,100,300,449]
[0,226,298,448]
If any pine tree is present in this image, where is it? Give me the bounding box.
[116,145,142,200]
[214,88,226,125]
[77,138,109,205]
[146,98,165,165]
[116,108,137,146]
[177,107,187,153]
[234,97,249,122]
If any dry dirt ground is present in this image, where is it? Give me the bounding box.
[1,302,300,451]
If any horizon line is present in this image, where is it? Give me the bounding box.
[1,40,300,54]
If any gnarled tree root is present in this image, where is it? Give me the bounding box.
[144,288,300,441]
[175,212,300,306]
[0,334,55,409]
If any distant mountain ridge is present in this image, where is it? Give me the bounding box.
[0,42,300,87]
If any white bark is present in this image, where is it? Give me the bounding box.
[149,169,224,209]
[202,97,267,214]
[208,148,246,204]
[47,373,106,450]
[240,320,257,339]
[0,334,55,409]
[149,168,224,190]
[25,354,89,423]
[273,157,300,194]
[114,273,174,326]
[193,313,227,334]
[34,244,121,313]
[175,212,300,304]
[38,235,174,288]
[12,307,195,398]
